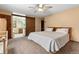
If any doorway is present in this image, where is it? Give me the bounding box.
[41,20,44,31]
[12,15,26,38]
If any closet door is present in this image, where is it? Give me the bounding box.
[0,14,11,39]
[0,18,7,31]
[26,17,35,35]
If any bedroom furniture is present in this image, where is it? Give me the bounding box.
[0,38,6,54]
[48,27,72,40]
[0,31,8,54]
[45,28,53,31]
[28,27,71,53]
[26,17,35,35]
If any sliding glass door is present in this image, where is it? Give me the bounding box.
[12,15,26,38]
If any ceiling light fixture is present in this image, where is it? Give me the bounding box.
[39,4,43,8]
[38,4,44,12]
[38,8,43,11]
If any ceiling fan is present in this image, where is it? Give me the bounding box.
[29,4,53,12]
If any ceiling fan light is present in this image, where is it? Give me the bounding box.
[39,4,43,7]
[38,8,43,11]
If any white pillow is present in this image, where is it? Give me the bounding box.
[45,28,53,31]
[56,28,68,33]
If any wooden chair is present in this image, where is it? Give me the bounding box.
[0,31,8,54]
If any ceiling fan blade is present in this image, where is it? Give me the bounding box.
[34,10,37,13]
[48,6,53,8]
[28,6,35,9]
[44,6,53,8]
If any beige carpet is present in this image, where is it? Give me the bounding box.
[8,37,48,54]
[56,41,79,54]
[8,37,79,54]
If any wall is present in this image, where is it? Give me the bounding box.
[45,7,79,42]
[26,17,35,35]
[35,17,41,31]
[0,10,11,15]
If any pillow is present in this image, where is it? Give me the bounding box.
[45,28,53,31]
[56,28,68,33]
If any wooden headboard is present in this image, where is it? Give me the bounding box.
[48,27,72,40]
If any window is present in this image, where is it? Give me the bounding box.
[12,15,26,38]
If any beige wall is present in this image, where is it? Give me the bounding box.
[45,7,79,42]
[35,17,41,31]
[0,18,7,31]
[0,10,11,15]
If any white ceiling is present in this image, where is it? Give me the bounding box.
[0,4,79,17]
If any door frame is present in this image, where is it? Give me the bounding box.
[11,14,27,38]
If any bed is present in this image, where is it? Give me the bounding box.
[28,27,71,53]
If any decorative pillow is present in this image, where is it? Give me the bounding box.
[45,28,53,31]
[56,28,68,33]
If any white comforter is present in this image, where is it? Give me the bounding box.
[28,31,69,53]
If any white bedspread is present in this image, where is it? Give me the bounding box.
[28,31,69,53]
